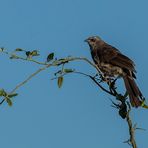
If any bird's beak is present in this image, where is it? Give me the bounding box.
[84,39,89,42]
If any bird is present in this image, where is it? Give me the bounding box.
[85,36,145,107]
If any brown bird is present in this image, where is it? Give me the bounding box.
[85,36,144,107]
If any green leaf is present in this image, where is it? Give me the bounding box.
[141,100,148,109]
[0,89,4,96]
[64,69,74,73]
[10,54,19,59]
[8,93,18,98]
[26,50,39,58]
[6,98,13,106]
[0,89,7,96]
[31,50,40,56]
[0,47,5,52]
[47,53,54,62]
[15,48,23,51]
[58,76,63,88]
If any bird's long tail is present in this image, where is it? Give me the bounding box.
[123,75,144,107]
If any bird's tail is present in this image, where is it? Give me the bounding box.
[123,75,144,107]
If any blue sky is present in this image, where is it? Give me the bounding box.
[0,0,148,147]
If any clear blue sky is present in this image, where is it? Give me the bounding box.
[0,0,148,147]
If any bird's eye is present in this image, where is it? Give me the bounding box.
[90,38,95,42]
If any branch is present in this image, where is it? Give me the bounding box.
[2,50,47,65]
[89,76,116,96]
[125,106,137,148]
[1,50,102,73]
[0,50,140,148]
[1,64,51,104]
[64,71,138,148]
[0,56,101,105]
[10,64,51,94]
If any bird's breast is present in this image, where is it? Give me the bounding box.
[98,62,123,77]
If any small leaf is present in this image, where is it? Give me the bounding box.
[0,89,7,96]
[8,93,18,98]
[15,48,23,51]
[26,50,39,58]
[0,89,4,96]
[0,47,5,52]
[58,76,63,88]
[64,69,74,73]
[141,100,148,109]
[142,104,148,109]
[6,98,13,106]
[31,50,40,56]
[47,53,54,62]
[10,54,19,59]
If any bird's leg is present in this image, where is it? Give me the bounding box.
[99,73,111,83]
[107,78,115,94]
[94,73,107,83]
[98,73,119,95]
[108,76,120,95]
[109,76,121,89]
[92,73,102,83]
[110,77,118,88]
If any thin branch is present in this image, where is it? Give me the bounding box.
[126,107,137,148]
[17,56,47,65]
[1,57,100,104]
[0,55,103,105]
[2,64,51,102]
[2,51,48,65]
[1,51,102,72]
[10,64,51,94]
[73,71,138,148]
[62,71,116,96]
[89,76,116,96]
[0,99,5,105]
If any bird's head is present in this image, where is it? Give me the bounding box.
[85,36,102,49]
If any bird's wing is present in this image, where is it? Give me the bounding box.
[99,44,136,72]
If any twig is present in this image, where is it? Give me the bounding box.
[62,71,116,96]
[1,64,51,102]
[126,106,137,148]
[72,71,138,148]
[0,99,5,105]
[1,57,100,104]
[89,76,116,96]
[10,64,51,94]
[2,51,47,65]
[1,50,102,73]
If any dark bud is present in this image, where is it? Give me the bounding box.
[26,51,31,57]
[15,48,23,52]
[47,53,54,62]
[0,47,5,51]
[118,103,127,119]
